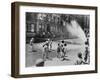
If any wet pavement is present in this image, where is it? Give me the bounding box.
[26,40,87,67]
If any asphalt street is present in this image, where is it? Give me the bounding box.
[26,40,87,67]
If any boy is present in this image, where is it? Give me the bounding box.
[30,38,34,46]
[57,43,62,58]
[61,43,68,61]
[75,53,85,65]
[43,39,52,61]
[84,47,89,64]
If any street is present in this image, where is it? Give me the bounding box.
[26,40,86,67]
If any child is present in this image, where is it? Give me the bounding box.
[43,45,49,61]
[75,53,84,65]
[84,47,89,64]
[43,39,51,51]
[61,43,68,61]
[62,43,67,57]
[43,39,52,61]
[57,43,62,58]
[30,38,34,46]
[49,39,53,50]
